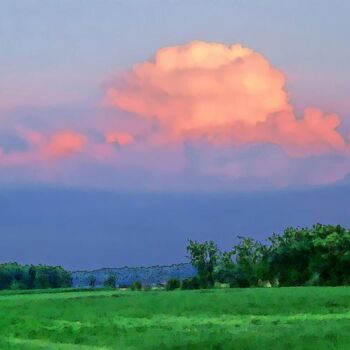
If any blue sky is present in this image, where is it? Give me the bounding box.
[1,187,350,269]
[1,0,349,116]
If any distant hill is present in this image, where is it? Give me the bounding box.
[71,263,196,287]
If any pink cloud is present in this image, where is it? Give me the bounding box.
[201,108,346,157]
[46,131,87,157]
[106,41,349,158]
[0,130,88,168]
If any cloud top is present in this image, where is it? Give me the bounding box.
[106,41,348,157]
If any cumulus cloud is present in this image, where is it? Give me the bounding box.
[0,41,349,189]
[106,41,349,158]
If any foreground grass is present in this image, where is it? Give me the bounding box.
[1,287,350,349]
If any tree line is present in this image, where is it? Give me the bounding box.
[183,224,350,289]
[1,223,350,291]
[0,263,71,290]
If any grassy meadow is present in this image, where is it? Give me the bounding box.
[1,288,350,349]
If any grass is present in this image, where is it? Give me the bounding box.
[1,287,350,349]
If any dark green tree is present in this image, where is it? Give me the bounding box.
[187,240,219,288]
[231,237,268,287]
[131,281,142,291]
[180,276,200,290]
[0,263,71,290]
[27,265,36,289]
[165,278,180,290]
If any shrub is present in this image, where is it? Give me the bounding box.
[130,281,142,291]
[165,278,180,291]
[180,277,200,290]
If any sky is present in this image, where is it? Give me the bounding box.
[1,1,350,268]
[2,187,350,270]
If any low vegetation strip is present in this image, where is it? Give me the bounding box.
[1,287,350,349]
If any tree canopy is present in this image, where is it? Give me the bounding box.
[186,224,350,288]
[0,263,71,290]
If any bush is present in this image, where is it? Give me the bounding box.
[165,278,180,291]
[130,281,142,291]
[181,277,200,290]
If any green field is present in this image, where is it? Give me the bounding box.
[1,287,350,349]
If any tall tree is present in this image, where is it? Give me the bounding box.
[187,240,219,287]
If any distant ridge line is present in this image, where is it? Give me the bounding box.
[70,262,191,273]
[71,262,196,287]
